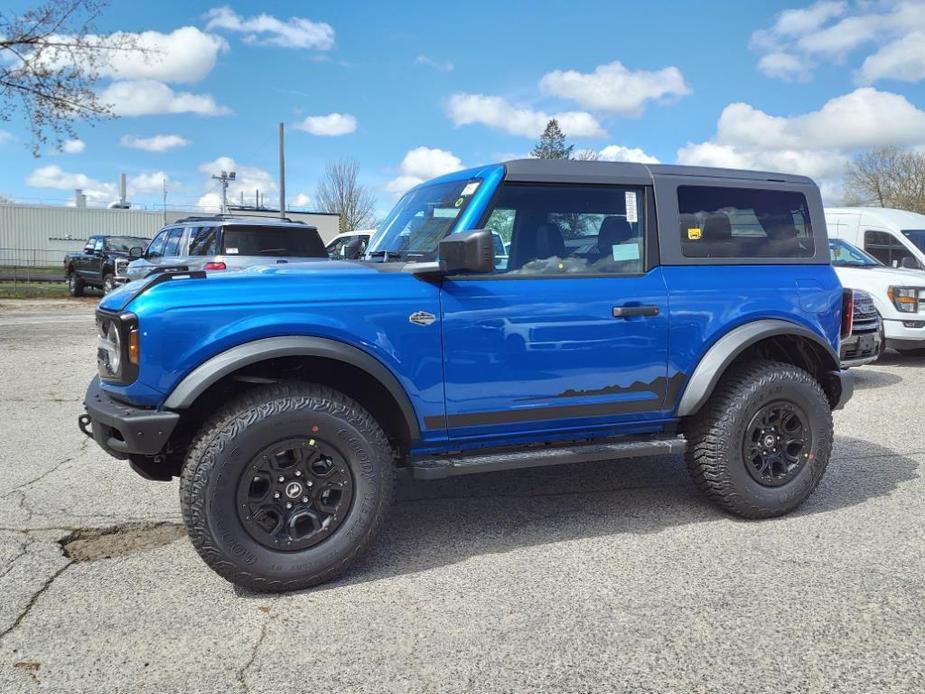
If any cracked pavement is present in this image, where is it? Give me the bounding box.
[0,299,923,693]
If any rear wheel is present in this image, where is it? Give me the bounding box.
[180,382,395,592]
[67,271,84,297]
[684,360,833,519]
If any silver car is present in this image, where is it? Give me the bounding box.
[126,215,329,281]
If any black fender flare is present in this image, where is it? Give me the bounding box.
[676,319,840,417]
[162,336,421,441]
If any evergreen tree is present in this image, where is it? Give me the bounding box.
[530,119,573,159]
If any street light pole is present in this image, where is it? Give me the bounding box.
[211,170,236,214]
[279,122,286,219]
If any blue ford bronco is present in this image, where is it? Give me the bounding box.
[80,160,853,591]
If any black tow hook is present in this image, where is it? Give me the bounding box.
[77,413,93,439]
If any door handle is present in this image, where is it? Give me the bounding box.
[612,305,659,318]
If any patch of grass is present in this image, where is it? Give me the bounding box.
[0,282,71,299]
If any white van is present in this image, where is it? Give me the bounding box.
[825,207,925,270]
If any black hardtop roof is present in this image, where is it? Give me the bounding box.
[502,159,815,186]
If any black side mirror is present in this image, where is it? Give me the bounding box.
[129,246,143,259]
[343,237,363,260]
[438,229,495,274]
[900,256,920,270]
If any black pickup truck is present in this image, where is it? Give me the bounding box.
[64,235,149,296]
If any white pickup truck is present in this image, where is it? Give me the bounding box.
[829,237,925,356]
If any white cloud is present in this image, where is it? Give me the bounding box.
[26,165,172,202]
[197,156,278,211]
[415,55,454,72]
[446,93,606,138]
[385,147,464,196]
[291,193,312,207]
[205,6,335,50]
[120,134,191,152]
[858,31,925,83]
[29,27,227,84]
[294,113,357,136]
[676,87,925,200]
[100,80,231,117]
[61,139,85,154]
[0,130,13,145]
[752,1,925,82]
[539,61,690,116]
[597,145,660,164]
[101,27,227,83]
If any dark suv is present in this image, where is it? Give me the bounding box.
[80,160,852,591]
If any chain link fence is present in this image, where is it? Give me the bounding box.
[0,248,65,282]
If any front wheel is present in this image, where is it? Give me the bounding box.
[102,273,116,294]
[67,272,84,297]
[684,360,833,519]
[180,382,394,592]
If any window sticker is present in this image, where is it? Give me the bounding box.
[454,197,464,208]
[225,247,239,254]
[461,181,480,196]
[612,243,641,262]
[687,227,702,240]
[625,191,638,223]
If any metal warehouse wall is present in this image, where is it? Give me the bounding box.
[0,204,342,266]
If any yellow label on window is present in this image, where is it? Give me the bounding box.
[687,227,702,240]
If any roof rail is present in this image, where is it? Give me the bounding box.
[172,213,305,224]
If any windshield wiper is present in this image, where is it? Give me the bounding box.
[367,250,428,263]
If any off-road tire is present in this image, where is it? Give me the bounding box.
[684,360,833,519]
[179,382,395,592]
[102,273,116,294]
[67,271,84,297]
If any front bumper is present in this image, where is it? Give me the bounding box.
[79,377,179,459]
[839,330,883,368]
[883,318,925,349]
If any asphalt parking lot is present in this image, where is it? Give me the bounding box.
[0,299,923,693]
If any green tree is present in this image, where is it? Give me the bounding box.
[530,119,573,159]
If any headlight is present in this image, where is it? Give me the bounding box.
[887,286,924,313]
[96,312,138,383]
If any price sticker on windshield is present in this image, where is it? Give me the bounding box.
[461,181,480,196]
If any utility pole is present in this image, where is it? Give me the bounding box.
[211,170,236,214]
[162,178,167,225]
[279,122,286,219]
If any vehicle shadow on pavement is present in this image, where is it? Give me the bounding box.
[851,367,902,390]
[234,435,918,596]
[874,351,925,368]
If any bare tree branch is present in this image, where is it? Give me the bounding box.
[315,158,376,232]
[0,0,148,155]
[844,147,925,214]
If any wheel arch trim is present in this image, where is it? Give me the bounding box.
[676,319,839,417]
[162,336,421,441]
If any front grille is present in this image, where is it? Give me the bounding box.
[851,290,880,335]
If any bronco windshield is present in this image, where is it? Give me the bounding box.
[828,238,881,267]
[366,179,478,261]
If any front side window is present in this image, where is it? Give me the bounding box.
[162,228,184,257]
[189,226,219,256]
[145,230,168,259]
[220,225,327,257]
[678,186,814,259]
[368,179,478,260]
[93,238,104,252]
[483,184,645,275]
[864,230,916,267]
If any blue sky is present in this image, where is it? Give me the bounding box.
[2,0,925,215]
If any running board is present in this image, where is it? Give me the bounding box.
[409,436,686,480]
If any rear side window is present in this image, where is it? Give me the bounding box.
[220,225,326,258]
[678,186,814,259]
[189,226,219,256]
